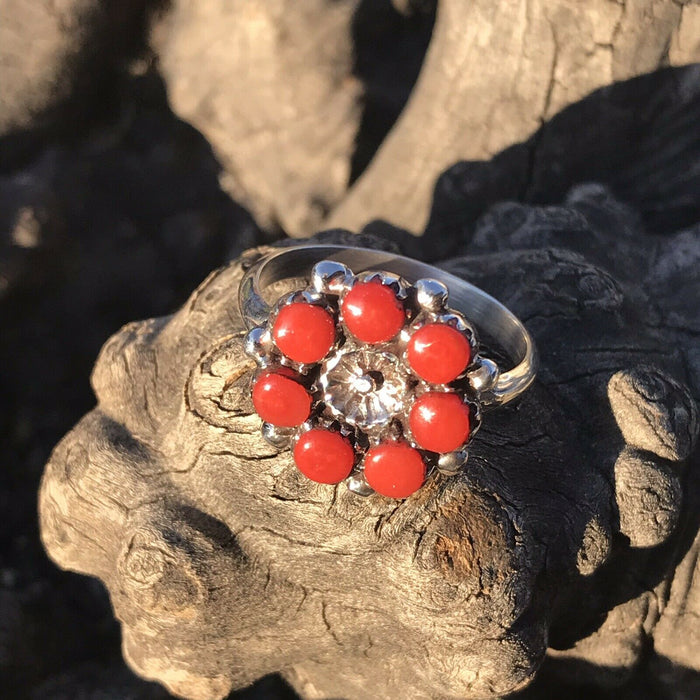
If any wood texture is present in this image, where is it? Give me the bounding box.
[153,0,363,237]
[326,0,700,234]
[8,0,695,697]
[152,0,435,238]
[39,186,700,698]
[0,0,153,165]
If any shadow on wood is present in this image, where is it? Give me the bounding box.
[37,61,700,698]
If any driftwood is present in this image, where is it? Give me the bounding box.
[2,0,698,235]
[39,175,700,700]
[1,0,694,697]
[151,0,700,237]
[0,71,258,698]
[151,0,435,237]
[152,0,363,237]
[0,0,154,167]
[326,0,700,234]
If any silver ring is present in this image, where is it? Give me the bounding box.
[239,244,537,499]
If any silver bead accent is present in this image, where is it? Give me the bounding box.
[346,472,374,496]
[415,278,449,312]
[437,449,469,475]
[261,422,294,448]
[436,310,473,334]
[311,261,353,295]
[468,357,500,393]
[244,326,271,365]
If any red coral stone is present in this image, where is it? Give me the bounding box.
[409,392,470,453]
[364,441,426,498]
[294,429,355,484]
[407,323,471,384]
[341,281,405,343]
[252,370,311,427]
[272,303,335,364]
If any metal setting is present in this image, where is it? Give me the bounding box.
[239,244,538,497]
[319,344,410,432]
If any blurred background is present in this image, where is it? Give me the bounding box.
[0,2,434,697]
[1,0,699,698]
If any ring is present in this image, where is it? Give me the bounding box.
[239,245,537,499]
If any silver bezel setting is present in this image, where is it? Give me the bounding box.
[245,260,494,496]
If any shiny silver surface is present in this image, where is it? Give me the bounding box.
[261,422,294,448]
[320,345,410,431]
[310,259,353,295]
[346,472,375,496]
[414,278,449,312]
[467,357,500,394]
[240,245,537,406]
[437,449,469,475]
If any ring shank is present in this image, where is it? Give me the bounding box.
[239,245,537,405]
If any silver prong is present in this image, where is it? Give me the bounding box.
[261,422,294,448]
[437,449,468,475]
[415,278,449,312]
[244,326,271,364]
[346,472,374,496]
[311,260,353,295]
[468,357,500,393]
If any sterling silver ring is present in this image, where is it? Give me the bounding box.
[239,245,537,499]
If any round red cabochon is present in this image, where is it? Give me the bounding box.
[252,370,312,427]
[294,429,355,484]
[272,303,335,364]
[409,392,470,453]
[341,281,405,344]
[364,441,426,498]
[407,323,471,384]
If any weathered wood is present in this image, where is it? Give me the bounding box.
[6,1,693,697]
[152,0,364,238]
[152,0,435,238]
[326,0,700,234]
[4,0,696,239]
[39,179,699,699]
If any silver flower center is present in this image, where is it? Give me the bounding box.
[319,347,409,430]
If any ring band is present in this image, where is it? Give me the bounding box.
[239,245,537,406]
[238,244,537,499]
